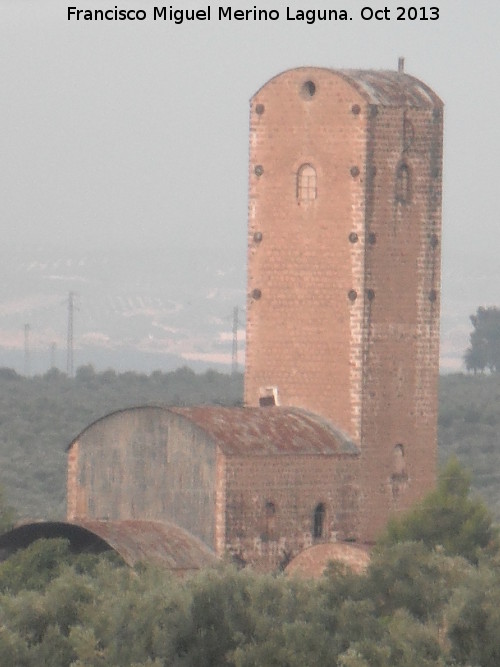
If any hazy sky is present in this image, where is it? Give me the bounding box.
[1,0,499,370]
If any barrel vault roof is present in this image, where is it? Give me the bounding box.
[0,519,216,571]
[68,405,359,457]
[171,406,358,456]
[253,66,442,109]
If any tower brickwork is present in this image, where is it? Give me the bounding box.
[245,67,443,542]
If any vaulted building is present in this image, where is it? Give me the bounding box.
[0,64,442,575]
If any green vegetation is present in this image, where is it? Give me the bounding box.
[464,306,500,373]
[0,485,497,666]
[382,459,497,563]
[439,372,500,520]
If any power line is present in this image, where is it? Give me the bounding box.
[50,342,57,370]
[67,292,74,377]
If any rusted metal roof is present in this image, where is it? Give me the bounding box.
[253,66,442,109]
[68,405,359,457]
[171,406,358,457]
[0,519,216,572]
[74,519,216,570]
[337,69,442,108]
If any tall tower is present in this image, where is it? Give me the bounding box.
[244,66,443,541]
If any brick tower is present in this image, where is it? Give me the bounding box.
[244,65,443,541]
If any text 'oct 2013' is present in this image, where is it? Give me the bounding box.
[66,6,440,24]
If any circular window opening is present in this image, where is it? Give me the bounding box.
[252,288,262,300]
[301,80,316,99]
[253,231,263,243]
[254,165,264,177]
[255,103,265,115]
[348,290,358,302]
[366,288,375,301]
[349,232,359,244]
[368,232,377,245]
[350,166,360,178]
[351,104,361,115]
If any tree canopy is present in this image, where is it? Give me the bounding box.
[0,459,499,666]
[464,306,500,374]
[381,458,497,563]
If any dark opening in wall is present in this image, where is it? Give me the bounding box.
[301,80,316,98]
[395,162,411,204]
[348,290,358,302]
[391,444,409,500]
[403,116,415,152]
[265,500,276,515]
[349,232,359,243]
[255,103,265,115]
[313,503,326,539]
[259,396,275,407]
[261,500,276,542]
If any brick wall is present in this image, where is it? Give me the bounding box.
[245,68,443,544]
[359,103,443,540]
[222,453,360,570]
[245,68,367,442]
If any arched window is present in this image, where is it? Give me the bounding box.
[297,164,317,202]
[402,113,415,152]
[313,502,326,539]
[395,162,411,204]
